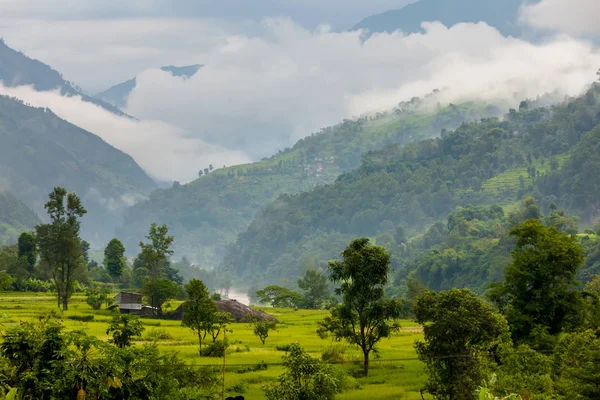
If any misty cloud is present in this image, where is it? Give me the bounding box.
[519,0,600,36]
[0,84,251,182]
[125,19,600,161]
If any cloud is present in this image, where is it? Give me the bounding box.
[519,0,600,36]
[125,19,600,160]
[0,84,251,182]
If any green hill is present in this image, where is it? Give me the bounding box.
[220,83,600,288]
[353,0,524,37]
[0,190,40,246]
[119,99,501,266]
[0,95,156,245]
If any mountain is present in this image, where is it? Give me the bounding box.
[0,39,130,117]
[95,64,202,109]
[220,83,600,289]
[0,95,156,245]
[353,0,525,37]
[119,98,502,266]
[0,190,40,246]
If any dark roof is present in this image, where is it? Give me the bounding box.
[115,292,142,304]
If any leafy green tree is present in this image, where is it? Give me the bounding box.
[298,269,329,309]
[317,238,402,376]
[17,232,37,276]
[104,238,126,281]
[181,279,217,352]
[209,312,231,343]
[263,343,342,400]
[414,289,509,400]
[35,187,87,310]
[256,285,304,308]
[137,224,176,313]
[248,314,277,345]
[489,219,586,344]
[106,313,144,348]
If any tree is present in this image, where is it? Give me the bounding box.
[198,170,203,178]
[35,187,87,310]
[317,238,402,376]
[263,343,342,400]
[137,223,175,313]
[298,269,329,309]
[414,289,509,400]
[17,232,37,276]
[209,312,231,343]
[248,315,277,345]
[106,313,145,348]
[489,219,586,344]
[104,238,126,281]
[256,285,304,308]
[181,279,217,353]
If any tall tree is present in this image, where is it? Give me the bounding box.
[317,238,402,376]
[298,269,329,309]
[414,289,509,400]
[104,238,126,281]
[489,219,586,344]
[181,279,217,353]
[35,187,86,310]
[17,232,37,276]
[137,223,175,312]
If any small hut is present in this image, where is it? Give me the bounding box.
[114,292,143,314]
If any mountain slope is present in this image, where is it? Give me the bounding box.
[0,39,129,117]
[0,190,40,246]
[220,83,600,287]
[95,64,202,109]
[119,99,501,266]
[353,0,524,37]
[0,95,156,244]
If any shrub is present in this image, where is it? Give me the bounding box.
[321,344,346,364]
[66,315,94,322]
[144,328,173,341]
[200,340,228,357]
[228,382,246,394]
[276,344,293,352]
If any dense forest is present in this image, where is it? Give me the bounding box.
[221,83,600,290]
[119,99,501,266]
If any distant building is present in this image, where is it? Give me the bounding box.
[115,292,144,315]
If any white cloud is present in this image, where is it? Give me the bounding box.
[0,84,251,182]
[125,20,600,160]
[519,0,600,36]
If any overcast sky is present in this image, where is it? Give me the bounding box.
[0,0,599,183]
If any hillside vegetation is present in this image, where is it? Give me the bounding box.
[0,190,40,245]
[119,100,500,265]
[0,95,156,244]
[221,83,600,288]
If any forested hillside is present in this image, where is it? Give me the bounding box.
[0,95,156,244]
[221,83,600,288]
[0,190,40,245]
[0,40,129,117]
[119,100,500,265]
[353,0,523,36]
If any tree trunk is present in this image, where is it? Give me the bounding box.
[198,333,203,354]
[363,349,369,377]
[63,297,68,311]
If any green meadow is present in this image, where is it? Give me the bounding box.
[0,293,427,399]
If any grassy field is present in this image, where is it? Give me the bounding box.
[0,293,427,399]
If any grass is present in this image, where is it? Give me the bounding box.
[0,293,428,400]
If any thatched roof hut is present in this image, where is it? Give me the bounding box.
[172,299,277,323]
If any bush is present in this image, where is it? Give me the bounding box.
[200,340,228,357]
[276,344,293,352]
[228,382,246,394]
[236,361,268,374]
[144,328,173,341]
[66,315,94,322]
[321,344,346,364]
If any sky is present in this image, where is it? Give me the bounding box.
[0,0,599,183]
